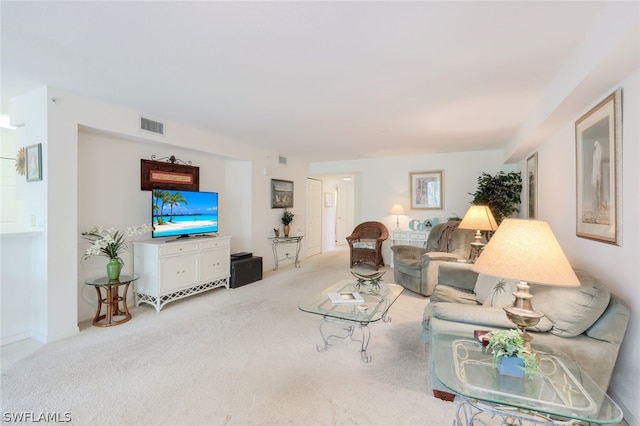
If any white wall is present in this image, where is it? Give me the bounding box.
[0,234,35,344]
[76,129,230,321]
[517,69,639,425]
[310,150,510,264]
[2,87,310,340]
[3,87,64,343]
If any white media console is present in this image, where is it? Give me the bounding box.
[133,236,231,312]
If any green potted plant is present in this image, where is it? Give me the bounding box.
[82,224,153,280]
[486,328,538,379]
[469,171,522,224]
[280,209,294,237]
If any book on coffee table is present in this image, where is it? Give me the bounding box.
[328,291,364,304]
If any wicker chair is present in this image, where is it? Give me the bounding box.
[346,221,389,270]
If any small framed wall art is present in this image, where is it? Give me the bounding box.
[26,143,42,182]
[410,170,443,210]
[271,179,294,208]
[324,192,334,207]
[575,89,622,245]
[140,158,199,191]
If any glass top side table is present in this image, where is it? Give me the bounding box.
[84,275,139,327]
[432,331,623,424]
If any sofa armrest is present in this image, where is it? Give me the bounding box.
[437,262,478,292]
[421,252,460,262]
[391,245,427,260]
[585,294,630,345]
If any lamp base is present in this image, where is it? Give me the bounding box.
[503,281,544,350]
[468,242,484,262]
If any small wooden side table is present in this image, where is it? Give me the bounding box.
[84,275,139,327]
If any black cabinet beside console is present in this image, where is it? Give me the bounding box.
[230,254,263,288]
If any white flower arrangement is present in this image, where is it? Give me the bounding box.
[82,224,152,260]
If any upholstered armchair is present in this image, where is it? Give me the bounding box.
[346,221,389,270]
[390,221,475,296]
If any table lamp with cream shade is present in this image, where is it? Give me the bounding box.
[390,204,406,230]
[472,219,580,348]
[458,205,498,261]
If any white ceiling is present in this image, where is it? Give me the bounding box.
[2,1,638,162]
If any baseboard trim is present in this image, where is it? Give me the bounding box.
[0,331,32,347]
[609,388,638,426]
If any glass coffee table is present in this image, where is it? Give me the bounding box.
[432,331,623,425]
[298,279,403,362]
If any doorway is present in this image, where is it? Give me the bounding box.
[306,175,354,253]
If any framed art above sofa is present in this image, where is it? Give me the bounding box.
[575,89,622,245]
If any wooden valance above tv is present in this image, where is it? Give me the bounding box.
[140,156,199,191]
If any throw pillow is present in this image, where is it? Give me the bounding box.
[531,269,610,337]
[482,279,519,308]
[474,273,518,307]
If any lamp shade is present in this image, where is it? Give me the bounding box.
[390,204,406,215]
[458,205,498,232]
[472,219,580,287]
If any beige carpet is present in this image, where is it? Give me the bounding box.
[1,247,457,425]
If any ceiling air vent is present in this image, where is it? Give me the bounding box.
[140,116,165,135]
[278,156,287,165]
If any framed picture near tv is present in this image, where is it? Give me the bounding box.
[141,158,199,191]
[271,179,293,208]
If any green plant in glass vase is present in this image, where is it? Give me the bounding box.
[486,328,538,379]
[82,224,152,279]
[280,209,294,237]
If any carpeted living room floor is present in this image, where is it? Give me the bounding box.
[1,247,460,425]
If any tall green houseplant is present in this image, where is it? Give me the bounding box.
[470,171,522,224]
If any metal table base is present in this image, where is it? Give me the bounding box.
[314,310,393,363]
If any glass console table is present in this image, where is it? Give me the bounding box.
[432,331,623,425]
[268,236,303,270]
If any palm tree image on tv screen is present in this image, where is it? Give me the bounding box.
[152,189,219,238]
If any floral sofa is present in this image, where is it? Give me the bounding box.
[424,262,630,396]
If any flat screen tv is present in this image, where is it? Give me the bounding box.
[152,189,218,239]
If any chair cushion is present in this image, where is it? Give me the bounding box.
[531,269,610,337]
[353,239,377,249]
